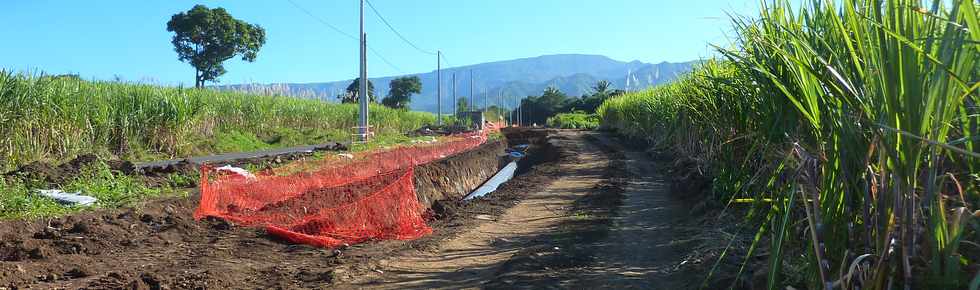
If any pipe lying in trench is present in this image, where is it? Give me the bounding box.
[463,150,526,201]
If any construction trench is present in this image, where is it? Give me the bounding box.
[0,128,708,289]
[0,128,557,288]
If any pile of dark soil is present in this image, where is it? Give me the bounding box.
[138,148,343,178]
[2,154,135,186]
[0,196,247,288]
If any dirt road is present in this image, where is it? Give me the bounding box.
[339,131,697,289]
[561,134,694,289]
[1,129,699,289]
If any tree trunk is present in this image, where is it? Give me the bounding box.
[195,68,203,89]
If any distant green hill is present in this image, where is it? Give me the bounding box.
[218,54,695,112]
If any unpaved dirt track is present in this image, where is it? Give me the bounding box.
[343,130,609,289]
[343,131,697,289]
[569,133,693,289]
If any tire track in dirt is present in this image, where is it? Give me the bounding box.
[481,132,699,289]
[567,133,695,289]
[340,131,610,289]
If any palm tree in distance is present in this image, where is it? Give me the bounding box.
[592,80,612,95]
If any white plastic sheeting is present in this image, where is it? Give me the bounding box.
[215,165,256,180]
[37,189,98,206]
[464,161,518,200]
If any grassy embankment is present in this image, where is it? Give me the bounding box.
[0,72,435,218]
[599,0,978,289]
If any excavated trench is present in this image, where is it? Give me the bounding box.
[415,128,557,208]
[0,128,559,289]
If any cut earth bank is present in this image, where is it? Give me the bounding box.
[0,128,559,289]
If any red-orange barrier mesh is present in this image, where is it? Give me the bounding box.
[194,128,497,248]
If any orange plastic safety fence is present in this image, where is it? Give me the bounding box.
[194,128,496,248]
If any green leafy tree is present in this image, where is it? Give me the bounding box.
[381,76,421,109]
[563,80,617,113]
[539,86,569,111]
[483,105,510,122]
[341,78,376,103]
[514,87,570,125]
[167,5,266,88]
[592,80,612,96]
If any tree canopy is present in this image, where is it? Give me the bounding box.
[512,80,620,125]
[167,5,265,88]
[592,80,612,96]
[381,76,421,109]
[341,78,376,103]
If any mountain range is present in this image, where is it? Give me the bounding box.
[218,54,696,112]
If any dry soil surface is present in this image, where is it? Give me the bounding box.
[339,131,698,289]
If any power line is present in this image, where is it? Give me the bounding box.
[285,0,404,73]
[439,52,453,68]
[286,0,357,40]
[364,0,438,56]
[366,45,404,73]
[364,0,453,69]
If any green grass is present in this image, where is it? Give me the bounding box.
[0,72,439,219]
[599,0,978,289]
[0,72,436,171]
[0,161,171,219]
[0,179,73,218]
[546,111,599,129]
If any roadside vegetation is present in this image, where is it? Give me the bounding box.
[0,72,434,171]
[513,81,623,126]
[546,111,599,129]
[0,72,435,218]
[0,161,168,219]
[599,0,978,289]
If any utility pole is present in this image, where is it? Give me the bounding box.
[507,97,514,126]
[358,0,369,141]
[510,95,514,126]
[469,70,474,112]
[496,90,501,124]
[518,97,523,126]
[452,73,457,117]
[437,50,442,126]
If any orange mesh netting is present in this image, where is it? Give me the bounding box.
[194,127,499,248]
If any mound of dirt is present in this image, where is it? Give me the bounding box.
[0,196,206,287]
[3,154,135,186]
[137,160,197,177]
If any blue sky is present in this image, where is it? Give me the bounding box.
[0,1,760,86]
